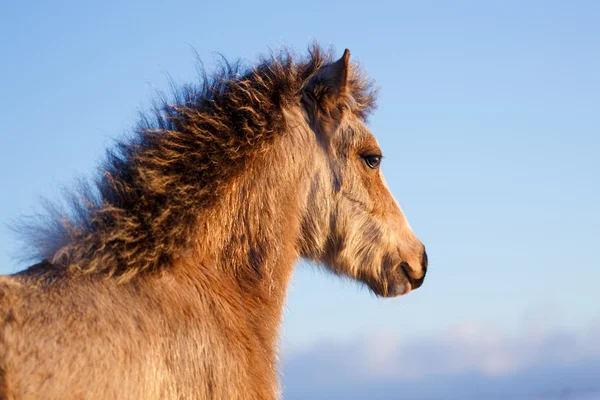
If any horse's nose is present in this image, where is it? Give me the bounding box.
[402,247,427,291]
[412,248,428,290]
[421,248,428,275]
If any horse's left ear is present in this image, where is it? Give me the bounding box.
[302,49,352,129]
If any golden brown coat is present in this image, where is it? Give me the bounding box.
[0,45,427,399]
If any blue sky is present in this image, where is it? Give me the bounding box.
[1,1,599,398]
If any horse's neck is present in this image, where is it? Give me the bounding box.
[174,119,313,348]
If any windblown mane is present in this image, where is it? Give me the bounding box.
[18,44,378,280]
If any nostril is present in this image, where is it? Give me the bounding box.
[399,248,428,291]
[412,277,424,290]
[400,262,425,290]
[399,262,414,285]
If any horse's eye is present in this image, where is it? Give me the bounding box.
[363,155,382,169]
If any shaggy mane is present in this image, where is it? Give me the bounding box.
[17,44,378,280]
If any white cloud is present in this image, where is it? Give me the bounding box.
[281,320,600,400]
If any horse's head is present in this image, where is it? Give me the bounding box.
[297,49,427,297]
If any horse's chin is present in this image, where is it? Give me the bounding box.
[386,281,412,297]
[365,264,416,297]
[368,280,412,298]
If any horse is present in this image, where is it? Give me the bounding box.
[0,44,428,399]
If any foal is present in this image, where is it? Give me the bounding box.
[0,46,427,399]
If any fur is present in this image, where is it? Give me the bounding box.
[0,44,426,399]
[21,45,376,281]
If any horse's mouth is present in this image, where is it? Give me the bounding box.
[382,262,425,297]
[387,279,412,297]
[384,264,411,297]
[357,258,426,297]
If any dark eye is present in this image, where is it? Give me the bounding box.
[363,154,382,169]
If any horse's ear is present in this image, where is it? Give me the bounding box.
[302,49,352,130]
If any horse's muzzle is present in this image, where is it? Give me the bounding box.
[387,248,428,297]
